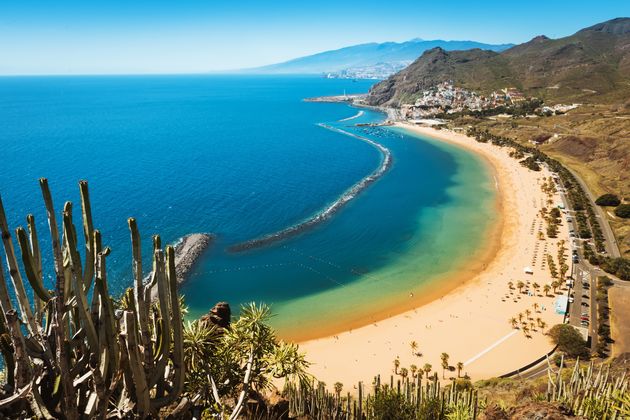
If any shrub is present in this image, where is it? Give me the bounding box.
[595,193,621,207]
[367,387,417,420]
[614,204,630,218]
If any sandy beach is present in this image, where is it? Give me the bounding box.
[300,123,571,386]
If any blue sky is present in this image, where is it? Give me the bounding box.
[0,0,626,75]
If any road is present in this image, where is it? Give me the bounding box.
[563,166,621,258]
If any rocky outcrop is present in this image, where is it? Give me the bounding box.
[199,302,231,330]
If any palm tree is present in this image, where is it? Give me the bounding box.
[516,281,525,293]
[539,320,547,331]
[410,340,422,357]
[551,280,559,294]
[533,302,539,312]
[543,284,551,296]
[532,282,540,294]
[441,353,450,379]
[518,312,524,322]
[410,364,418,378]
[525,309,532,319]
[334,382,343,399]
[423,363,432,378]
[522,325,530,336]
[400,367,408,380]
[393,357,400,374]
[508,281,514,290]
[509,317,518,329]
[456,362,464,378]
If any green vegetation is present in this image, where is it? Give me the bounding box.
[285,360,629,419]
[594,277,613,357]
[595,193,621,207]
[0,180,309,419]
[547,324,590,359]
[0,180,185,418]
[615,203,630,218]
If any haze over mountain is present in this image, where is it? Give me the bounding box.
[246,39,514,75]
[368,17,630,105]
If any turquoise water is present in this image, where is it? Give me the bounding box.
[0,75,495,339]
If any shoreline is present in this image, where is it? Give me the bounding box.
[299,122,569,385]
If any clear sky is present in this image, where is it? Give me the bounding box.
[0,0,626,75]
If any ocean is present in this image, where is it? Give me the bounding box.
[0,75,496,339]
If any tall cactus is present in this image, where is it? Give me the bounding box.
[0,179,186,419]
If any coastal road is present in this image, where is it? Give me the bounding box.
[564,166,621,258]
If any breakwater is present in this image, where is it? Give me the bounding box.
[228,125,392,252]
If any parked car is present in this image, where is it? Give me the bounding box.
[581,302,589,307]
[581,321,590,327]
[569,296,574,303]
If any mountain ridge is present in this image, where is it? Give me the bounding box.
[367,17,630,106]
[243,39,514,75]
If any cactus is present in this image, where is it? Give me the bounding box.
[0,179,185,418]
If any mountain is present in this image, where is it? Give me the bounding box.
[246,39,513,75]
[367,18,630,106]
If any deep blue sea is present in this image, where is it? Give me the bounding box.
[0,75,495,339]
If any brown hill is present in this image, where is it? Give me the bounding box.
[367,18,630,106]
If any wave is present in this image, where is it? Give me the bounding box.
[228,124,392,253]
[338,110,364,122]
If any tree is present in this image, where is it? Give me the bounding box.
[518,312,524,322]
[410,340,418,355]
[508,281,514,290]
[410,364,418,378]
[516,281,525,293]
[525,309,532,319]
[560,263,569,280]
[543,284,552,296]
[615,204,630,219]
[456,362,464,378]
[532,282,540,294]
[509,317,518,329]
[393,357,400,374]
[595,193,621,207]
[440,353,450,379]
[533,302,539,312]
[547,324,589,358]
[551,280,560,294]
[400,367,409,380]
[423,364,432,377]
[334,382,343,399]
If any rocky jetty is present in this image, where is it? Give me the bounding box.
[149,233,213,301]
[172,233,213,284]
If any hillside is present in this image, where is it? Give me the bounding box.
[367,18,630,256]
[246,39,513,75]
[367,18,630,106]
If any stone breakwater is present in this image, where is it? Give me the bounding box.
[173,233,213,283]
[228,124,392,253]
[149,233,213,300]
